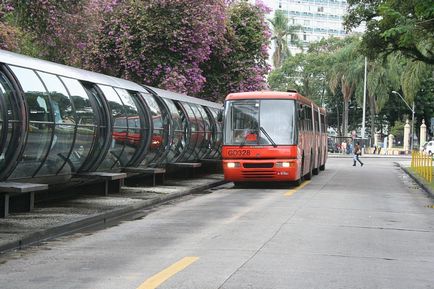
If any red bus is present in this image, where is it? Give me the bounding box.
[222,90,327,184]
[113,116,163,149]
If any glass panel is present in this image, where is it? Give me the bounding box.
[99,85,127,168]
[61,77,96,125]
[114,88,141,165]
[191,104,207,158]
[224,100,295,146]
[9,66,53,178]
[203,107,217,158]
[79,82,110,172]
[60,77,96,171]
[0,80,5,154]
[259,100,295,145]
[129,89,151,164]
[197,105,212,151]
[36,72,75,176]
[181,102,199,160]
[0,73,12,173]
[163,98,185,162]
[141,93,164,166]
[224,100,259,146]
[210,108,223,158]
[0,71,24,179]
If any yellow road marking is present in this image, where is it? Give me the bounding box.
[284,180,311,196]
[137,256,199,289]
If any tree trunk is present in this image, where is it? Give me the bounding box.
[343,98,349,136]
[341,80,352,137]
[336,101,341,136]
[369,92,376,145]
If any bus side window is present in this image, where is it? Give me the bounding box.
[320,114,325,133]
[306,106,310,131]
[307,106,312,131]
[299,105,304,131]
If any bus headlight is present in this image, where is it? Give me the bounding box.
[275,162,292,168]
[227,162,240,168]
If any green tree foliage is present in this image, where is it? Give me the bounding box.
[10,0,90,63]
[268,37,341,104]
[0,1,33,53]
[359,55,401,143]
[328,36,364,137]
[268,10,301,68]
[390,120,405,144]
[268,37,364,136]
[344,0,434,64]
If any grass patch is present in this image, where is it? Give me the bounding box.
[409,167,434,190]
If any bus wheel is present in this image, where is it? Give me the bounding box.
[233,182,243,188]
[293,178,302,186]
[313,154,319,175]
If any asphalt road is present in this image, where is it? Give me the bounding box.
[1,158,433,289]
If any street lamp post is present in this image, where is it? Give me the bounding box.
[392,91,415,152]
[362,57,367,141]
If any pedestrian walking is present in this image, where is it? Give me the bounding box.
[341,141,347,154]
[353,142,364,167]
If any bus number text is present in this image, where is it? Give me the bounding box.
[227,150,251,157]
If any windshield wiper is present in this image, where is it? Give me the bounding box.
[260,126,277,147]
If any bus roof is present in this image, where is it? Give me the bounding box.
[225,91,321,108]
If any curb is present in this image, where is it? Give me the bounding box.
[329,154,411,159]
[396,162,434,199]
[0,179,228,254]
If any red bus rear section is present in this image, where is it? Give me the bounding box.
[222,91,327,183]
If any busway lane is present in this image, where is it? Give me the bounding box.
[0,158,434,289]
[0,167,323,289]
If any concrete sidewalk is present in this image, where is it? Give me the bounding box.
[328,153,412,159]
[397,163,434,199]
[0,174,226,253]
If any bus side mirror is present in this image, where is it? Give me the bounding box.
[217,110,223,122]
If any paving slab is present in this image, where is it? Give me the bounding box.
[0,174,226,253]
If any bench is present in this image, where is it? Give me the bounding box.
[78,172,127,195]
[168,162,202,178]
[0,182,48,218]
[170,162,202,168]
[123,167,166,186]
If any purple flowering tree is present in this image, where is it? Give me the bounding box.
[8,0,110,65]
[87,0,227,95]
[200,0,271,101]
[2,0,270,101]
[88,0,270,100]
[0,1,21,51]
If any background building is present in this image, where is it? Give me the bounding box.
[254,0,364,61]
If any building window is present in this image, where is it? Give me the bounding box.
[318,6,324,12]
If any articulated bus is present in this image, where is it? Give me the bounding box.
[222,90,327,184]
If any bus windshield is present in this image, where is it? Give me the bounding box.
[224,99,296,146]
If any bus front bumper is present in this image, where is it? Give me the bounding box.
[223,159,301,182]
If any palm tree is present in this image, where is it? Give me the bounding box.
[360,55,400,144]
[400,59,430,103]
[269,10,302,68]
[328,38,364,137]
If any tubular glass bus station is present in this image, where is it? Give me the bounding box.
[0,50,222,185]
